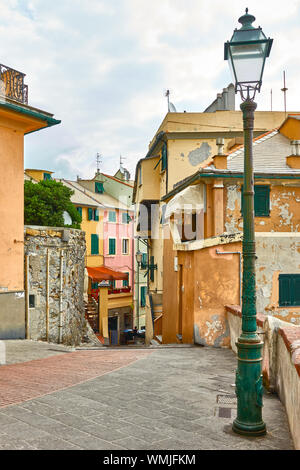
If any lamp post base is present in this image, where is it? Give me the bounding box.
[232,419,266,437]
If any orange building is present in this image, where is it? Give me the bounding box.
[159,115,300,346]
[0,64,60,339]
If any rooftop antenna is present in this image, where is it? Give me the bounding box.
[270,89,273,112]
[281,71,288,117]
[165,89,170,112]
[164,89,177,112]
[96,153,102,174]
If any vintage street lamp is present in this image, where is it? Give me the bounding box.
[224,9,273,437]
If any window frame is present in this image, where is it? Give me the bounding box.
[279,274,300,307]
[241,184,270,217]
[122,238,130,255]
[108,211,116,223]
[91,234,99,255]
[108,238,116,255]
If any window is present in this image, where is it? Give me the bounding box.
[29,295,35,309]
[150,256,155,282]
[141,286,146,307]
[91,234,99,255]
[122,212,131,224]
[95,182,104,194]
[141,253,147,269]
[161,142,167,171]
[109,238,116,255]
[122,238,129,255]
[43,173,51,181]
[241,185,270,217]
[88,208,99,221]
[91,282,98,290]
[123,273,129,287]
[138,165,142,186]
[279,274,300,307]
[76,207,82,219]
[109,280,116,289]
[108,211,116,223]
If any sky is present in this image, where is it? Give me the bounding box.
[1,0,300,180]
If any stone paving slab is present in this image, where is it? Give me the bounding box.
[0,347,152,408]
[0,346,295,450]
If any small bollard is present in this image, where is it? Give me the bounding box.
[0,341,6,365]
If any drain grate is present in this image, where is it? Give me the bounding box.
[217,394,237,405]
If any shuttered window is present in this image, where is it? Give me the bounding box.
[279,274,300,307]
[141,253,147,269]
[76,207,82,219]
[123,273,129,287]
[109,238,116,255]
[150,256,155,282]
[88,208,93,221]
[122,239,129,255]
[108,211,116,222]
[141,286,146,307]
[91,234,99,255]
[94,209,99,221]
[161,143,167,171]
[241,185,270,217]
[43,173,51,181]
[95,182,104,194]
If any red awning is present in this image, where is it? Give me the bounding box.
[86,266,128,282]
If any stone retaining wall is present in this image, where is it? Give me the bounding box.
[226,305,300,450]
[24,226,88,346]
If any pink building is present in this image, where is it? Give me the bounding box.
[103,208,134,292]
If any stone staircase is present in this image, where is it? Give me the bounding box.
[84,296,99,333]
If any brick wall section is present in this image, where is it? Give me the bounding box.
[225,305,300,377]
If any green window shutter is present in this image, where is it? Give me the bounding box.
[88,208,93,221]
[109,211,116,222]
[279,274,300,307]
[241,185,270,217]
[95,182,104,194]
[141,286,146,307]
[141,253,147,269]
[293,276,300,306]
[122,212,128,224]
[94,209,99,221]
[254,185,270,216]
[109,238,116,255]
[150,256,155,282]
[76,207,82,219]
[91,282,98,290]
[123,272,129,287]
[91,234,99,255]
[161,143,167,171]
[43,173,51,181]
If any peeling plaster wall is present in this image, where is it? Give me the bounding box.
[256,234,300,325]
[225,183,300,234]
[193,241,241,347]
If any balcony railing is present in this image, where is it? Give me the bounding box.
[91,286,132,301]
[0,64,28,104]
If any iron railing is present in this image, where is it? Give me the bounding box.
[0,64,28,104]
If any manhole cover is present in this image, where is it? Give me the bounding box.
[217,394,237,405]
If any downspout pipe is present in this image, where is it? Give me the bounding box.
[59,250,64,344]
[216,249,242,305]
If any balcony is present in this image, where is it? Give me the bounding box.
[91,286,132,301]
[0,64,28,104]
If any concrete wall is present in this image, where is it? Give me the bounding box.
[0,291,25,339]
[24,226,87,346]
[226,305,300,450]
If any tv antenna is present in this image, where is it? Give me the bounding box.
[164,89,177,112]
[96,153,102,174]
[281,71,288,117]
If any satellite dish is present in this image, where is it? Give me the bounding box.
[63,211,72,225]
[169,102,177,112]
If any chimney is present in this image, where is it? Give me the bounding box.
[286,140,300,169]
[212,138,227,169]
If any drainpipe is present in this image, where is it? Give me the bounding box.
[46,249,50,342]
[59,250,64,344]
[216,249,242,305]
[25,255,30,339]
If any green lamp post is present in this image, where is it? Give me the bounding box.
[224,9,273,436]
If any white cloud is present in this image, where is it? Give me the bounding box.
[0,0,299,179]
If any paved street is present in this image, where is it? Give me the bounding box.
[0,343,294,450]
